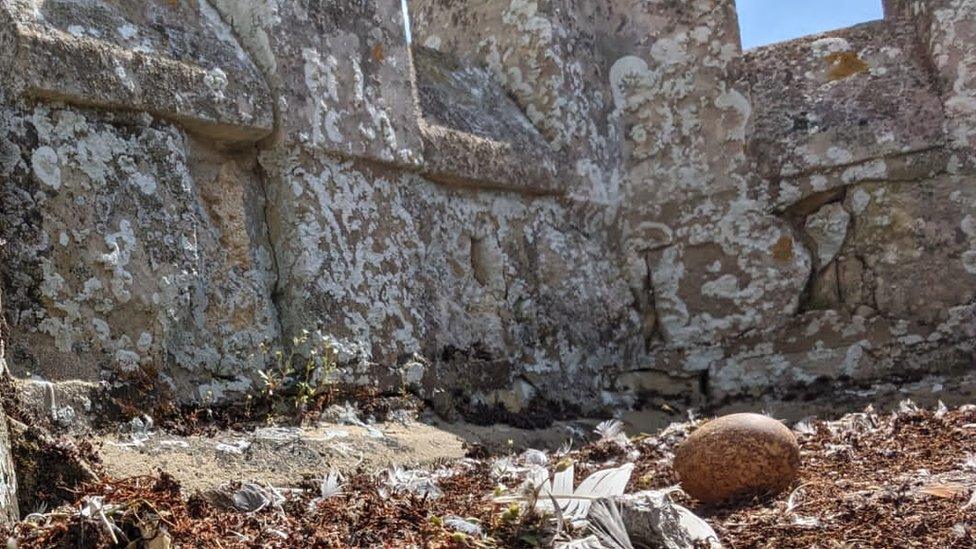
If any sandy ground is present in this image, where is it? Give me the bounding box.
[92,371,976,495]
[96,417,591,493]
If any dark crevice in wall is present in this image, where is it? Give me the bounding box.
[698,369,711,402]
[640,253,661,351]
[203,1,287,340]
[254,161,285,338]
[783,187,848,314]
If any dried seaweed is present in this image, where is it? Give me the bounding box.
[7,403,976,548]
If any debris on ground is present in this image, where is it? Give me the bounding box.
[4,401,976,547]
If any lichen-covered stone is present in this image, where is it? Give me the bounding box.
[843,176,976,325]
[0,0,974,416]
[413,46,568,194]
[0,0,273,141]
[212,0,424,165]
[887,0,976,171]
[261,149,639,406]
[0,292,18,525]
[0,413,17,525]
[741,19,944,189]
[804,203,850,269]
[0,103,278,398]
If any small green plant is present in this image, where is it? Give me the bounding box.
[254,329,339,419]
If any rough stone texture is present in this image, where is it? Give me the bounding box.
[212,0,424,165]
[0,292,18,524]
[887,0,976,172]
[804,203,850,270]
[0,0,974,417]
[261,151,639,408]
[0,102,279,399]
[218,2,640,409]
[675,413,799,503]
[0,0,273,142]
[414,46,567,194]
[843,176,976,325]
[0,414,17,525]
[741,20,945,189]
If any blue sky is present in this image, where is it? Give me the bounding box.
[736,0,885,50]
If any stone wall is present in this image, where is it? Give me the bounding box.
[0,0,973,418]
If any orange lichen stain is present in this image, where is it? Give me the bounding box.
[825,51,870,81]
[771,235,795,263]
[372,43,385,63]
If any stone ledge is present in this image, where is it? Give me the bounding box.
[418,123,566,195]
[413,46,568,195]
[1,0,274,142]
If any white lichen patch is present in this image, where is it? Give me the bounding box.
[31,146,61,189]
[851,188,872,214]
[963,251,976,274]
[204,68,229,100]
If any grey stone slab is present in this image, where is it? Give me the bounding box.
[413,46,567,194]
[0,0,274,141]
[741,19,945,180]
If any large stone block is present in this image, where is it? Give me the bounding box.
[413,46,567,194]
[410,0,627,202]
[740,19,946,208]
[0,0,274,142]
[886,0,976,170]
[0,102,278,399]
[843,175,976,324]
[261,148,639,400]
[610,0,748,206]
[212,0,423,165]
[646,197,812,347]
[688,303,976,401]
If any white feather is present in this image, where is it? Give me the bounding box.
[586,498,635,549]
[595,419,626,441]
[319,470,343,499]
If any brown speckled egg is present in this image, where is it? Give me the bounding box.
[674,413,799,504]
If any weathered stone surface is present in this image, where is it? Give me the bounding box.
[413,46,567,194]
[804,202,850,269]
[213,0,423,165]
[887,0,976,171]
[261,150,640,406]
[741,20,944,183]
[0,293,18,525]
[240,0,642,409]
[0,414,18,525]
[0,0,273,141]
[0,102,278,398]
[0,0,975,417]
[843,176,976,325]
[738,17,949,216]
[410,0,624,202]
[647,202,812,346]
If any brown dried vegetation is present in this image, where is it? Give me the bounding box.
[7,403,976,548]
